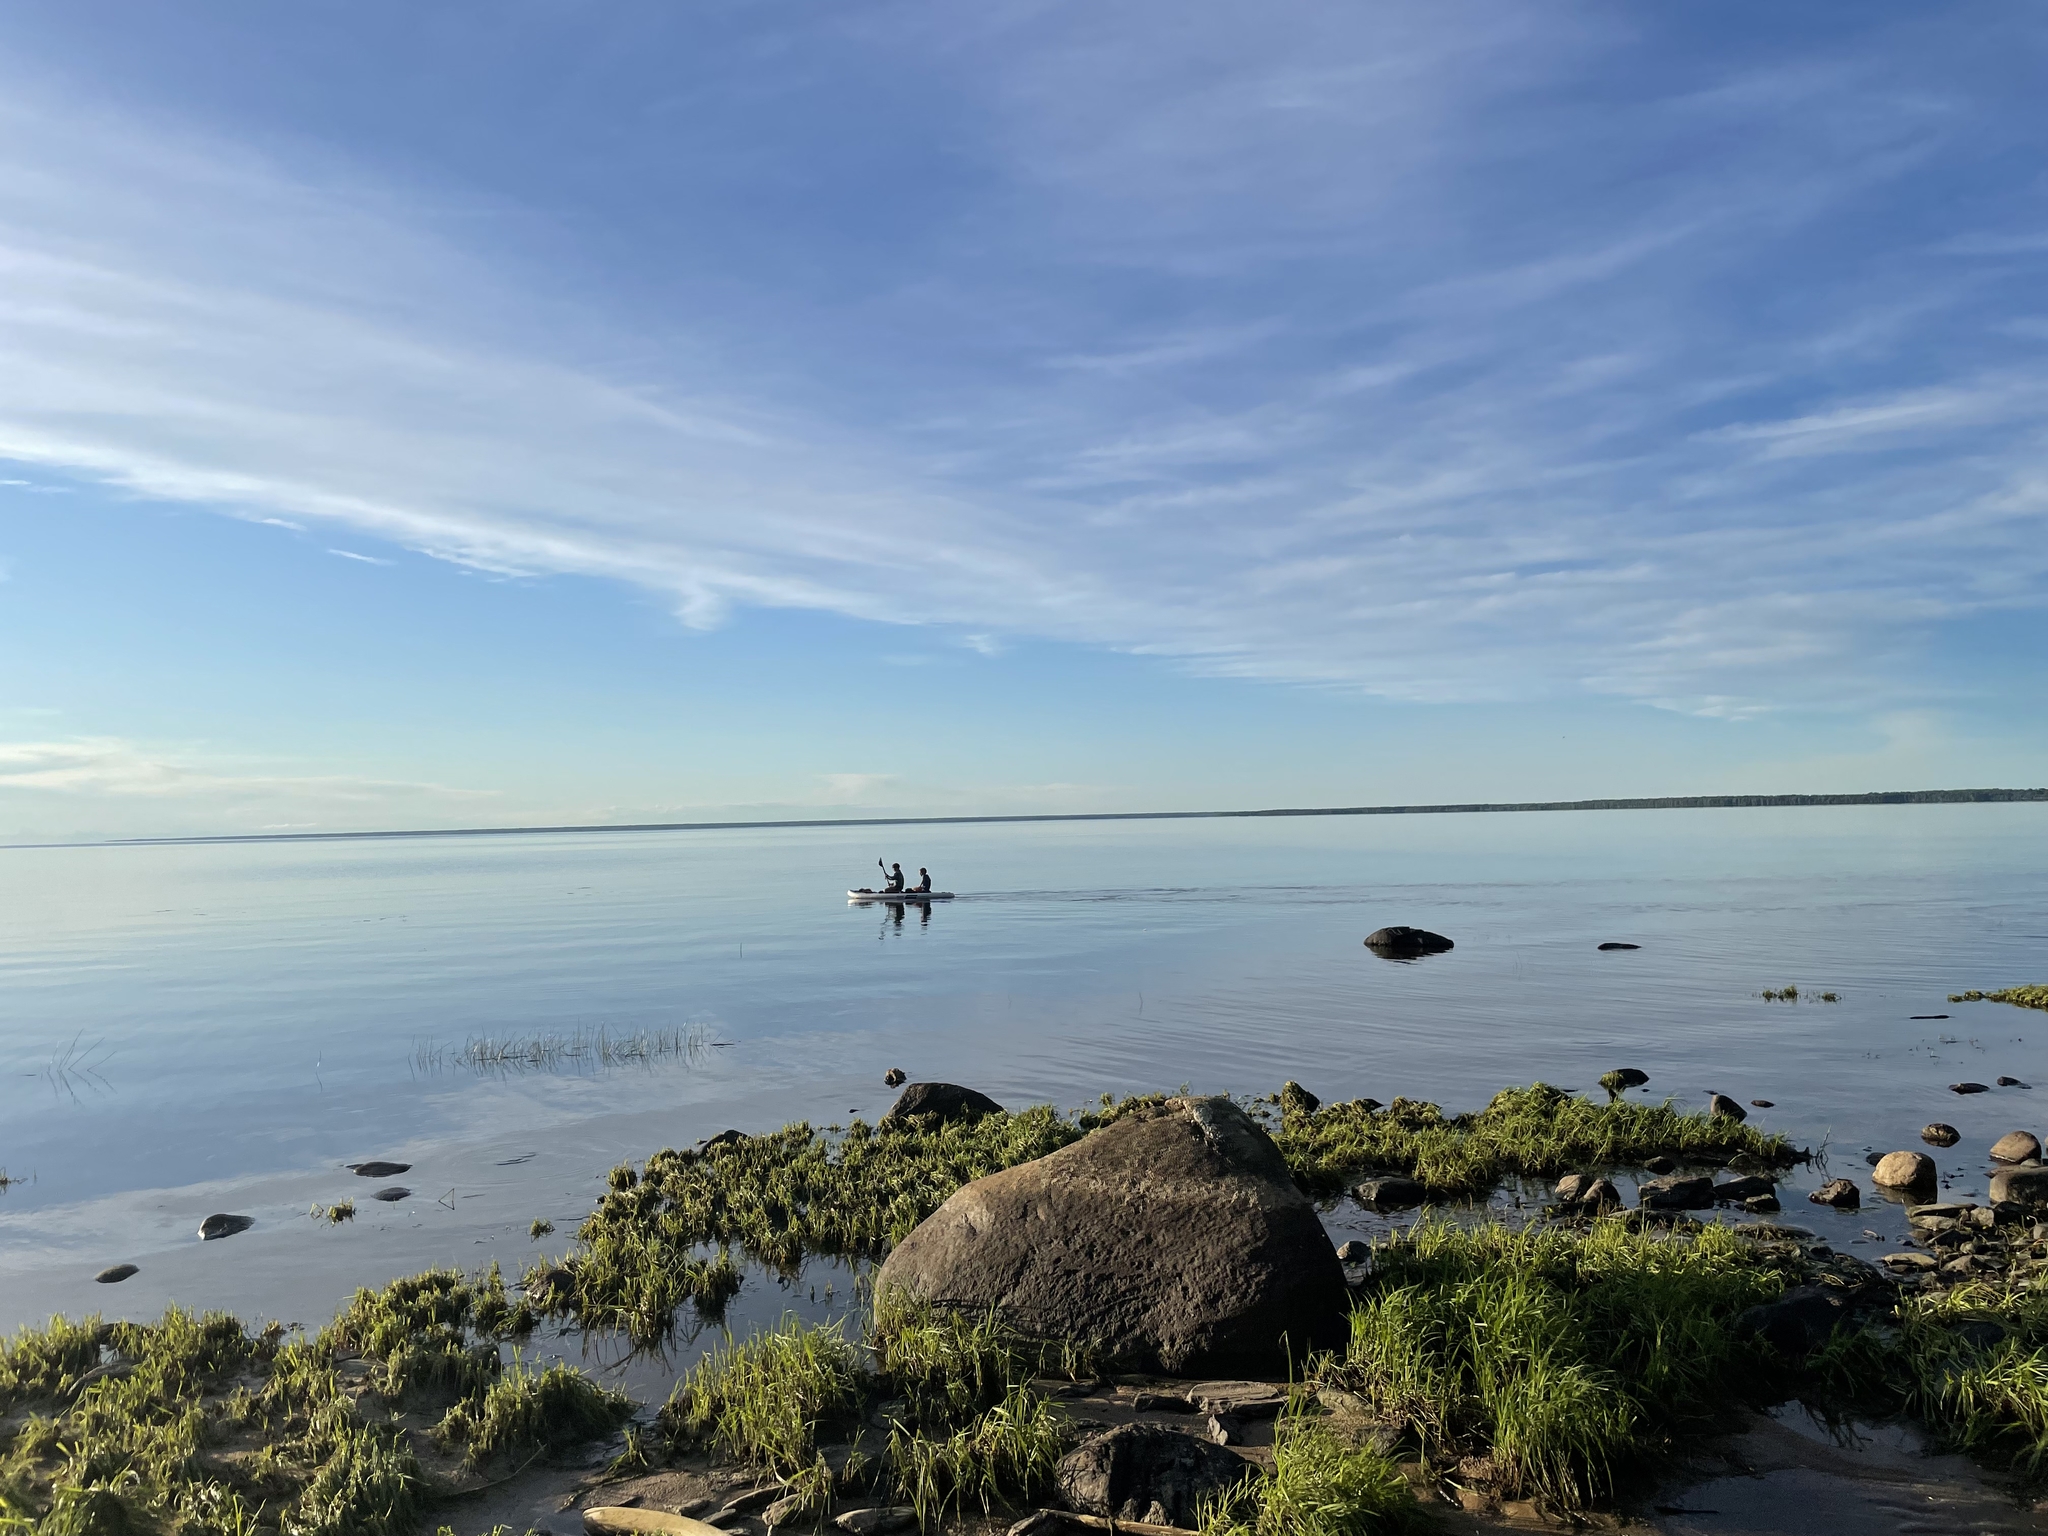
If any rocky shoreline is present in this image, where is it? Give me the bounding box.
[7,1071,2048,1535]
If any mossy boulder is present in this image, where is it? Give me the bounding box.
[876,1095,1346,1376]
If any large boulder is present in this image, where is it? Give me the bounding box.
[1363,926,1453,958]
[1872,1151,1936,1191]
[876,1096,1346,1375]
[882,1082,1003,1124]
[1055,1425,1248,1526]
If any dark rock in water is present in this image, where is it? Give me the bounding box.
[1336,1240,1368,1262]
[1951,1083,1991,1095]
[198,1213,253,1241]
[1610,1068,1650,1088]
[1998,1076,2032,1089]
[1597,942,1641,950]
[524,1265,573,1305]
[370,1186,410,1202]
[1555,1174,1620,1211]
[877,1095,1346,1376]
[1736,1284,1855,1356]
[1743,1194,1781,1213]
[1713,1175,1777,1202]
[95,1264,138,1284]
[1750,1099,1775,1109]
[1864,1152,1884,1166]
[1054,1424,1248,1528]
[1873,1151,1936,1190]
[884,1068,906,1087]
[347,1161,411,1178]
[1810,1178,1859,1210]
[1279,1081,1320,1118]
[1643,1155,1679,1175]
[1921,1123,1961,1147]
[699,1129,747,1151]
[883,1082,1004,1124]
[1708,1093,1747,1122]
[1990,1167,2048,1207]
[1991,1131,2042,1164]
[1638,1175,1713,1210]
[1354,1176,1427,1210]
[1363,926,1453,958]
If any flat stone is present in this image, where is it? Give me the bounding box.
[1713,1175,1777,1202]
[1597,942,1641,950]
[1055,1424,1248,1528]
[1354,1176,1427,1210]
[1922,1123,1962,1147]
[1990,1131,2042,1164]
[346,1161,411,1178]
[370,1186,410,1202]
[1908,1203,1974,1222]
[1873,1151,1937,1190]
[1742,1194,1781,1213]
[882,1082,1004,1123]
[1882,1252,1938,1272]
[95,1264,138,1284]
[833,1510,917,1536]
[1639,1174,1714,1210]
[1362,926,1453,958]
[1809,1178,1860,1210]
[1186,1381,1286,1418]
[584,1513,727,1536]
[1750,1099,1775,1109]
[198,1213,253,1240]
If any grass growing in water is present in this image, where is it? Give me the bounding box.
[436,1357,634,1467]
[1316,1217,1793,1512]
[1951,985,2048,1011]
[1273,1083,1796,1199]
[413,1025,708,1076]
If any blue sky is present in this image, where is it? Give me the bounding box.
[0,3,2042,838]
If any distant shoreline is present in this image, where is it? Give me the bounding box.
[11,785,2042,851]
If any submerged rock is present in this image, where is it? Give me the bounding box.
[883,1068,906,1087]
[370,1186,411,1202]
[883,1082,1004,1123]
[1750,1099,1775,1108]
[1643,1154,1680,1175]
[1810,1178,1860,1209]
[1713,1175,1777,1202]
[1362,926,1454,958]
[1735,1284,1856,1356]
[1922,1123,1962,1147]
[347,1161,411,1178]
[95,1264,138,1284]
[1597,942,1641,950]
[1555,1173,1621,1210]
[1055,1424,1247,1527]
[1354,1176,1427,1210]
[1639,1175,1713,1210]
[1999,1076,2032,1089]
[198,1213,253,1241]
[877,1095,1347,1375]
[1708,1093,1747,1122]
[1990,1131,2042,1164]
[1951,1083,1991,1095]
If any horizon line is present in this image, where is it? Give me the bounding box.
[7,786,2043,851]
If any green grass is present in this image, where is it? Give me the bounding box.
[1200,1411,1422,1536]
[658,1317,863,1477]
[0,1265,623,1536]
[435,1357,634,1467]
[1951,985,2048,1011]
[1315,1217,1793,1513]
[884,1379,1065,1527]
[1272,1083,1796,1200]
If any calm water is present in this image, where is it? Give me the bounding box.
[2,804,2043,1339]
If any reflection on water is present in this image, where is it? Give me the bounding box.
[0,804,2042,1334]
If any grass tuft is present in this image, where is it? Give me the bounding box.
[658,1317,863,1477]
[1317,1217,1791,1512]
[435,1356,635,1467]
[1200,1410,1422,1536]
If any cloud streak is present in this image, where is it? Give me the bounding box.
[0,4,2041,720]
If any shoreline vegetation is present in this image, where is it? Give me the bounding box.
[8,1078,2048,1534]
[29,784,2045,851]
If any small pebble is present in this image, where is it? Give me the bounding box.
[198,1213,253,1241]
[1998,1076,2032,1089]
[1951,1083,1991,1095]
[1750,1099,1775,1108]
[95,1264,138,1284]
[884,1068,906,1087]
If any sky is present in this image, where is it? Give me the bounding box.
[0,2,2043,839]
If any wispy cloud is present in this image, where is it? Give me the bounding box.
[326,548,392,565]
[0,4,2040,724]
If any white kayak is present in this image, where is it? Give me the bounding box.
[849,888,956,901]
